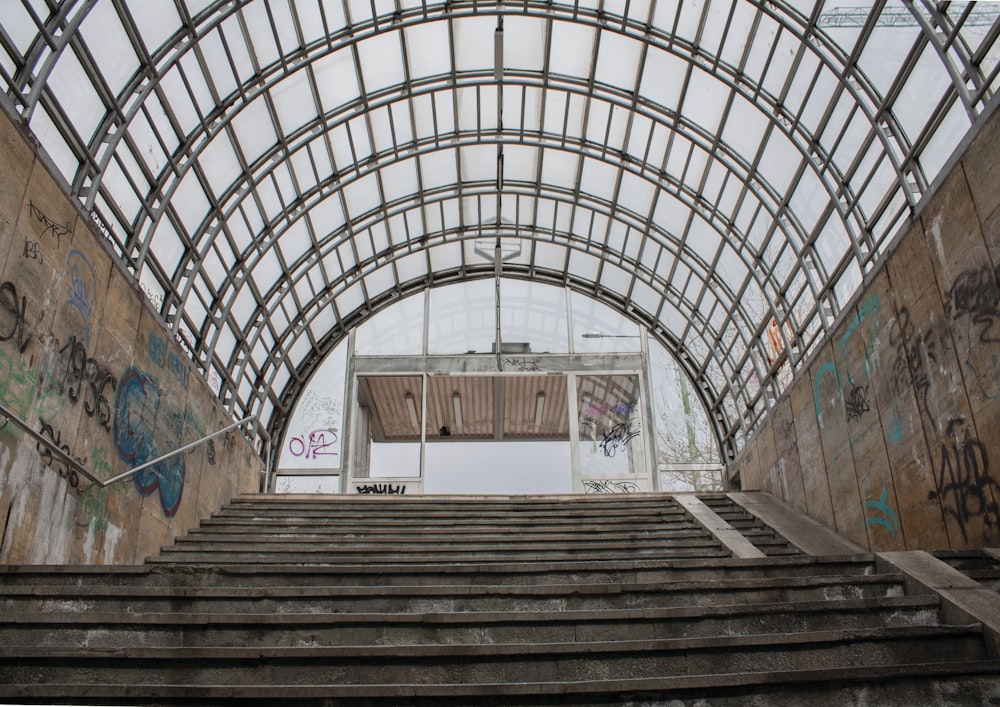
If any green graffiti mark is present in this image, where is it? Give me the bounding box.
[79,483,109,533]
[91,445,111,477]
[0,347,64,419]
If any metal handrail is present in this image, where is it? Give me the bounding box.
[0,401,102,488]
[101,416,259,486]
[0,400,261,492]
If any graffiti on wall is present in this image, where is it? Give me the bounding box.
[600,420,640,457]
[502,357,543,372]
[799,260,1000,545]
[57,335,116,430]
[864,484,900,538]
[112,366,185,517]
[889,306,939,423]
[356,483,406,495]
[287,428,339,461]
[148,333,189,389]
[66,250,97,346]
[0,279,41,354]
[23,240,41,262]
[0,268,191,517]
[929,417,1000,543]
[584,479,639,494]
[944,263,1000,401]
[844,379,871,423]
[27,201,72,247]
[814,294,885,431]
[36,417,87,491]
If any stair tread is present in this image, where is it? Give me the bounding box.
[0,623,982,658]
[1,596,939,626]
[0,571,906,598]
[2,660,998,702]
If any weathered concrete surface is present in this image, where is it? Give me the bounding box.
[673,494,767,558]
[729,491,866,556]
[732,103,1000,552]
[2,495,999,704]
[878,550,1000,657]
[0,108,260,565]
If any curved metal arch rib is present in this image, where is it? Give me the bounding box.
[2,0,996,466]
[264,270,737,466]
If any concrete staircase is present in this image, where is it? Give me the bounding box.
[2,492,1000,705]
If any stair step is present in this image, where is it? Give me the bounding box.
[150,545,732,565]
[0,573,910,614]
[5,661,1000,705]
[1,597,944,649]
[2,492,996,702]
[0,554,881,586]
[0,625,986,685]
[173,529,710,545]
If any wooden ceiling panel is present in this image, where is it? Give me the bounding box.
[427,376,494,439]
[503,375,569,438]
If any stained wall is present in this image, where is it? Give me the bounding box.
[730,104,1000,552]
[0,109,261,564]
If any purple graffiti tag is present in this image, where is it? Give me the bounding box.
[288,428,339,460]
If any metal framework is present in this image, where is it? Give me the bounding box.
[1,0,998,462]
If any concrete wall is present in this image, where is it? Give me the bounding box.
[730,105,1000,552]
[0,109,261,564]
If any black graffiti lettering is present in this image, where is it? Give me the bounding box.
[92,372,116,429]
[502,357,542,372]
[37,417,87,492]
[356,483,406,495]
[600,421,640,457]
[60,336,86,402]
[928,418,1000,543]
[28,201,71,247]
[57,336,116,431]
[22,240,41,261]
[945,264,1000,343]
[889,307,938,420]
[845,381,871,422]
[0,281,36,354]
[584,479,639,494]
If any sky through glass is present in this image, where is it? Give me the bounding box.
[2,1,999,461]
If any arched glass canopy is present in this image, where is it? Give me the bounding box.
[2,1,999,461]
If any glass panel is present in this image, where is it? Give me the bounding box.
[278,341,348,471]
[648,339,723,491]
[356,292,425,355]
[425,442,572,494]
[577,374,644,478]
[369,444,421,478]
[499,280,568,354]
[571,291,641,352]
[275,475,341,493]
[428,280,495,354]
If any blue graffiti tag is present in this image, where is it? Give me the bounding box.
[112,366,184,517]
[864,484,899,538]
[66,249,97,346]
[812,362,841,429]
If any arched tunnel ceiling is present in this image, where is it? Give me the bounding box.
[2,0,999,459]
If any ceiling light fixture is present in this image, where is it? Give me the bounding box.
[404,392,419,429]
[452,392,463,427]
